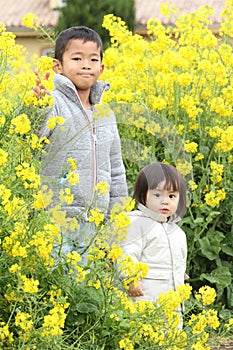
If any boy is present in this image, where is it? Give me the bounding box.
[39,26,128,249]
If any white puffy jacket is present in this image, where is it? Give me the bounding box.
[121,203,187,300]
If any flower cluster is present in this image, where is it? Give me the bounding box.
[0,2,233,348]
[101,5,233,317]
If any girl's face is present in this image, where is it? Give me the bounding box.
[145,180,180,218]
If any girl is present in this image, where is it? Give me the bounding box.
[121,162,188,301]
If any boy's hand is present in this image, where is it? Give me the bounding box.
[33,70,51,99]
[128,281,144,297]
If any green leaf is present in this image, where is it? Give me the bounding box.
[200,266,231,288]
[198,230,224,260]
[76,301,100,313]
[221,245,233,257]
[119,320,131,330]
[194,217,204,224]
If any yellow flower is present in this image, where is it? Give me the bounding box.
[0,322,13,343]
[94,181,109,195]
[110,313,120,321]
[215,126,233,152]
[184,141,198,153]
[10,114,31,134]
[195,286,216,305]
[204,309,220,329]
[31,186,54,209]
[94,280,101,289]
[67,171,79,185]
[0,116,6,127]
[108,244,123,261]
[9,263,21,274]
[192,313,207,334]
[178,72,192,87]
[160,2,179,17]
[19,274,39,294]
[188,180,198,191]
[49,206,68,229]
[150,95,167,111]
[67,251,81,264]
[119,337,134,350]
[47,115,66,130]
[175,159,193,176]
[15,162,40,189]
[88,208,104,226]
[59,188,74,205]
[194,153,204,161]
[225,318,233,330]
[42,304,68,337]
[22,13,39,30]
[15,312,33,332]
[67,157,77,170]
[176,283,192,302]
[0,148,8,167]
[205,189,226,207]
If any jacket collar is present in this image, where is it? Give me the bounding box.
[53,74,110,105]
[137,203,180,223]
[138,203,167,223]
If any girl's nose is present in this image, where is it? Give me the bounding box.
[161,197,168,204]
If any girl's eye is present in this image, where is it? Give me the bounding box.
[169,194,176,198]
[154,193,160,197]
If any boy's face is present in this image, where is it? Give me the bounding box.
[53,39,104,92]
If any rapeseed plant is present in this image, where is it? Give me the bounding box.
[0,3,232,349]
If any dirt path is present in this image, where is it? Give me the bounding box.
[211,342,233,349]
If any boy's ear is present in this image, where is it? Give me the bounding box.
[53,59,62,73]
[100,63,104,74]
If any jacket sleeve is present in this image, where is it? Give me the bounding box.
[120,216,143,263]
[108,112,128,211]
[39,100,59,139]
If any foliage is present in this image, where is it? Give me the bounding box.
[100,3,233,315]
[55,0,135,49]
[0,7,232,349]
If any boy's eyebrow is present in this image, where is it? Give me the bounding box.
[70,51,100,57]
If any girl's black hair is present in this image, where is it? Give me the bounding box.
[134,162,187,218]
[55,26,103,62]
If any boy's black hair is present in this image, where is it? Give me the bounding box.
[55,26,103,62]
[134,162,187,218]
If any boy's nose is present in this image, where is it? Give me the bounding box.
[81,65,90,69]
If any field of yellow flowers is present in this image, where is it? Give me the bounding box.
[101,2,233,319]
[0,2,232,349]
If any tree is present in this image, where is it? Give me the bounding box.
[55,0,135,48]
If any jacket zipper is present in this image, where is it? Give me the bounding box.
[81,109,97,206]
[92,123,97,195]
[72,86,107,212]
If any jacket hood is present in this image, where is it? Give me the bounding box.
[53,73,110,106]
[137,203,181,223]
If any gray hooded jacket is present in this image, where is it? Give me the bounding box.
[41,74,128,218]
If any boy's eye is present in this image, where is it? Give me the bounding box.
[72,57,81,61]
